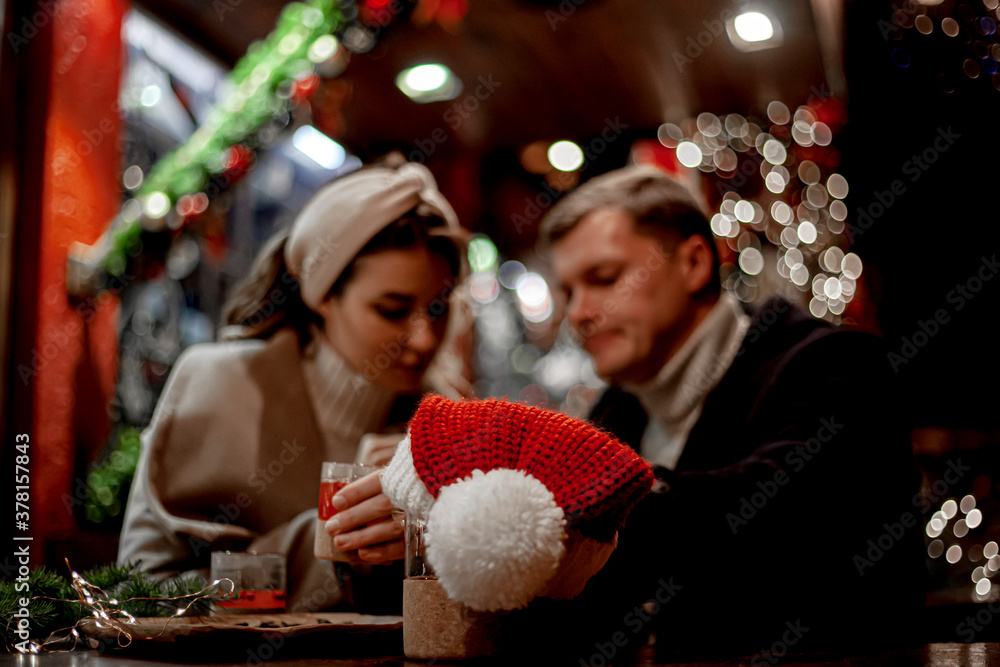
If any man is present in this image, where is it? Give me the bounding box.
[537,166,922,660]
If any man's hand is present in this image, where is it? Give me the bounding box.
[324,470,404,563]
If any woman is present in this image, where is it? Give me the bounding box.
[118,162,468,612]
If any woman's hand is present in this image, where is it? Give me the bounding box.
[324,470,404,563]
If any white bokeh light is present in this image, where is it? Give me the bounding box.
[739,247,764,275]
[548,141,585,172]
[677,142,703,168]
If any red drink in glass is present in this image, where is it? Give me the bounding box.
[314,463,377,562]
[318,480,348,521]
[217,588,287,613]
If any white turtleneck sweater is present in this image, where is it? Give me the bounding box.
[623,293,750,469]
[300,327,398,463]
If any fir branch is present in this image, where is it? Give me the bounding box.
[2,562,215,651]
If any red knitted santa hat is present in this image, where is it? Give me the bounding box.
[382,394,653,611]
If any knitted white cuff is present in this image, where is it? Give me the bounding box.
[381,435,435,521]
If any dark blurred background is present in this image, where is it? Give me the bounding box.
[2,0,998,642]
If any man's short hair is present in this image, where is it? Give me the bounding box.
[540,165,721,295]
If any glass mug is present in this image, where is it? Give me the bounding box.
[314,462,378,563]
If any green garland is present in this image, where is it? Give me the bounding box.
[83,427,142,526]
[1,562,213,651]
[102,0,345,277]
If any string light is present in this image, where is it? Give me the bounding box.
[15,560,234,654]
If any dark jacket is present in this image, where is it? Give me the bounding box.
[513,298,924,662]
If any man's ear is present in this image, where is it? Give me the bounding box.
[678,235,715,295]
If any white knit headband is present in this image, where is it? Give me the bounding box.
[284,163,460,311]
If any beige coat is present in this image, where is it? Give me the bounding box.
[118,328,399,611]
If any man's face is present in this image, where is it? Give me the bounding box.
[551,207,704,384]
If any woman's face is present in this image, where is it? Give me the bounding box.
[317,244,454,394]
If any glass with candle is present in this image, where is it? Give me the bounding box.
[314,462,378,563]
[401,513,500,659]
[210,551,286,614]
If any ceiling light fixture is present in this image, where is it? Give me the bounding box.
[735,12,774,42]
[727,9,784,52]
[292,125,346,170]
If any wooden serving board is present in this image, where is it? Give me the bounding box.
[78,612,402,649]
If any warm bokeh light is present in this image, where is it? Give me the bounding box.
[961,494,977,513]
[928,539,945,558]
[739,247,764,275]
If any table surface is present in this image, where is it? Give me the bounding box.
[2,643,1000,666]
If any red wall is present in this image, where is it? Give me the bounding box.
[30,0,125,555]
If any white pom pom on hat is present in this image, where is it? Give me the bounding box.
[382,394,653,612]
[427,469,567,612]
